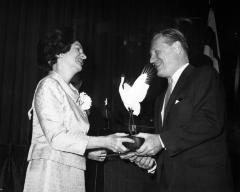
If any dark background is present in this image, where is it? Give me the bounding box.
[0,0,239,191]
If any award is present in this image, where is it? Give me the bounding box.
[119,64,154,151]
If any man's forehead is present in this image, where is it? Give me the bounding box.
[151,37,168,49]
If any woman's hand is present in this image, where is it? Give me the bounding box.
[104,133,134,153]
[87,149,107,162]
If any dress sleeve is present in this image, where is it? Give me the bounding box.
[34,78,89,155]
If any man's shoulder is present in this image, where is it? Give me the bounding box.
[187,65,221,90]
[193,64,217,74]
[190,64,218,80]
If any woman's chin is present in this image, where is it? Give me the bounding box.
[76,63,83,71]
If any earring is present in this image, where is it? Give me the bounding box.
[57,53,64,58]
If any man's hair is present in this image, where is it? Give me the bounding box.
[152,28,189,54]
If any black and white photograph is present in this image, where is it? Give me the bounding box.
[0,0,239,191]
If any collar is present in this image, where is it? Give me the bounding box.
[49,71,80,103]
[169,63,189,91]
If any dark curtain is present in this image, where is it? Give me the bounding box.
[0,0,239,191]
[0,0,162,191]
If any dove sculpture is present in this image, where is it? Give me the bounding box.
[119,65,154,116]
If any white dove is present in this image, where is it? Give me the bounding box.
[119,73,150,116]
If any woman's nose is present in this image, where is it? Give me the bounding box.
[81,53,87,59]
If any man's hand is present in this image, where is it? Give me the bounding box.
[134,156,154,169]
[120,152,138,162]
[135,133,163,156]
[105,133,134,153]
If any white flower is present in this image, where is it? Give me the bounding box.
[78,92,92,111]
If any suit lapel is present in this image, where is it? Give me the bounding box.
[163,65,194,124]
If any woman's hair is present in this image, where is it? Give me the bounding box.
[38,27,74,70]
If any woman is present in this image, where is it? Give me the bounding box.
[23,28,133,192]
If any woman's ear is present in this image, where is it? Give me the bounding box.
[56,53,64,58]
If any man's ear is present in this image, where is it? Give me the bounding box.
[172,41,182,54]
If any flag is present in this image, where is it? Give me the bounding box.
[203,8,221,73]
[234,56,240,101]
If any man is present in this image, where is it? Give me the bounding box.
[134,28,233,191]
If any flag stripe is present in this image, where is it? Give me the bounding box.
[203,8,220,73]
[234,56,240,99]
[208,8,221,58]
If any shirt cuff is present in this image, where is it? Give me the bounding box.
[147,159,157,174]
[158,135,165,149]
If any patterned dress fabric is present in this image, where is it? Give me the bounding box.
[24,159,85,192]
[23,71,90,192]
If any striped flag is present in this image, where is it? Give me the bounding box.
[203,8,221,73]
[234,56,240,101]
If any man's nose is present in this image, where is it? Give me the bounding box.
[150,55,156,64]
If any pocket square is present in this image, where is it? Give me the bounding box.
[175,100,180,104]
[175,98,183,104]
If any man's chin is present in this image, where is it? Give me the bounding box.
[157,71,165,77]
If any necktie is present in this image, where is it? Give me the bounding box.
[164,78,173,110]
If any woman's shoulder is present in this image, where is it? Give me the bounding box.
[35,75,64,98]
[37,74,61,89]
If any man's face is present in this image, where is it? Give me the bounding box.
[150,37,180,78]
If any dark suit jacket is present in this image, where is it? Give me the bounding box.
[154,65,233,192]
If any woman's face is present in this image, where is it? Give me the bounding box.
[61,41,87,72]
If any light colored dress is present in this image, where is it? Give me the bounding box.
[23,71,90,192]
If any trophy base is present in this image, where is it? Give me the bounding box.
[122,135,145,151]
